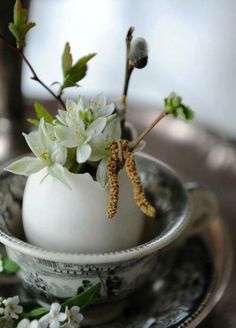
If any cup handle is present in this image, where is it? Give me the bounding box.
[185,182,219,234]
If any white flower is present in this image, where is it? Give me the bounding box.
[17,318,41,328]
[57,94,114,126]
[0,316,14,328]
[39,303,67,328]
[55,100,106,163]
[3,296,23,320]
[62,306,83,328]
[86,94,115,120]
[0,255,4,273]
[5,119,69,187]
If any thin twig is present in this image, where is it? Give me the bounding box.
[0,34,66,109]
[131,111,168,150]
[121,27,135,136]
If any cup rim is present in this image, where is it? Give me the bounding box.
[0,153,191,264]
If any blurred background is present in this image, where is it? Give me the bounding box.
[22,0,236,137]
[0,0,236,146]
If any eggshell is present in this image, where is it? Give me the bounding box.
[22,168,145,253]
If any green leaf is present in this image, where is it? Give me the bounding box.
[62,42,73,78]
[182,105,194,120]
[2,257,20,273]
[61,282,101,311]
[34,101,53,124]
[62,53,96,89]
[26,307,49,319]
[9,0,36,49]
[27,118,39,127]
[14,0,28,26]
[19,22,36,37]
[8,23,21,40]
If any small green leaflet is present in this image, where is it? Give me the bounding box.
[2,257,20,274]
[9,0,36,49]
[27,101,53,126]
[182,105,194,120]
[26,118,39,127]
[164,92,194,121]
[34,101,53,123]
[26,307,49,319]
[61,42,96,90]
[62,42,73,78]
[13,0,28,25]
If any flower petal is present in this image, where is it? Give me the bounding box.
[58,312,67,322]
[89,134,108,162]
[23,131,42,158]
[76,95,87,111]
[5,157,45,176]
[54,126,78,148]
[39,314,50,327]
[50,303,61,314]
[15,305,23,314]
[103,118,121,143]
[98,103,115,117]
[51,143,67,165]
[31,320,40,328]
[56,109,67,125]
[91,94,106,109]
[17,318,30,328]
[66,99,77,113]
[76,144,91,163]
[86,117,106,141]
[49,321,59,328]
[96,159,108,188]
[47,164,71,189]
[66,100,83,127]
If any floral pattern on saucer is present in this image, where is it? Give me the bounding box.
[88,236,215,328]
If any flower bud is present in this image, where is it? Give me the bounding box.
[166,92,182,108]
[129,37,148,69]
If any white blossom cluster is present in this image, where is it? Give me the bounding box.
[0,296,83,328]
[5,94,121,188]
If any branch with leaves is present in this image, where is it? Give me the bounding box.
[58,42,96,98]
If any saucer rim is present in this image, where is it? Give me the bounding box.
[176,219,233,328]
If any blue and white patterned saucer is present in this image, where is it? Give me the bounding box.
[0,214,232,328]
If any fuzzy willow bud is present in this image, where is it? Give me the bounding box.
[129,37,148,69]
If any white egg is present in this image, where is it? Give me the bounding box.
[22,168,145,253]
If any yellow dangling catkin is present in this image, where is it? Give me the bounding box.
[106,142,123,219]
[124,146,156,218]
[106,140,156,219]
